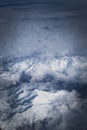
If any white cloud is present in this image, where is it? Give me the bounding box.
[0,89,80,130]
[0,52,87,130]
[0,52,87,90]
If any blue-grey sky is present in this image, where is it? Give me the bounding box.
[0,0,87,60]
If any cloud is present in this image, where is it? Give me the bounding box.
[0,89,80,130]
[0,0,87,60]
[0,0,87,129]
[0,52,87,130]
[0,52,87,89]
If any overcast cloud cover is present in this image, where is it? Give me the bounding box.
[0,0,87,60]
[0,0,87,130]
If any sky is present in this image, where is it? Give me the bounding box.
[0,0,87,61]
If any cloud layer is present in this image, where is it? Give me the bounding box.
[0,51,87,130]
